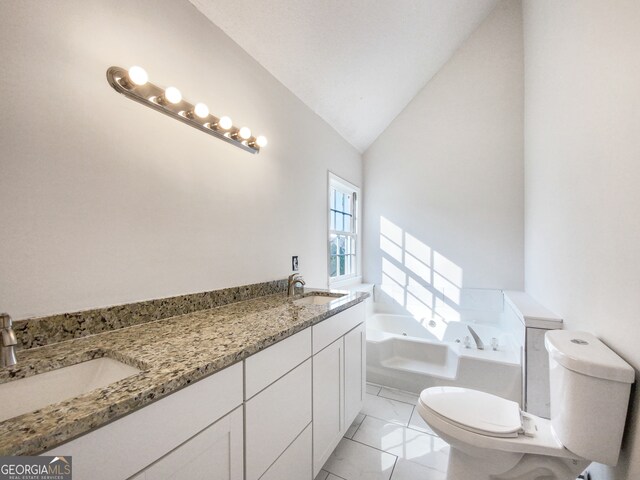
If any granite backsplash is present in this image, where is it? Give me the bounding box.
[13,279,289,349]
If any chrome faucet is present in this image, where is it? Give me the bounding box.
[466,325,484,350]
[287,273,306,296]
[1,313,17,368]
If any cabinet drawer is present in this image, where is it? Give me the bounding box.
[245,359,312,480]
[313,302,364,354]
[245,327,311,399]
[45,363,243,480]
[260,423,312,480]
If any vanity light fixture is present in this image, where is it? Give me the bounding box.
[106,66,267,154]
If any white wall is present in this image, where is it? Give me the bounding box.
[523,1,640,478]
[0,0,361,319]
[362,0,524,318]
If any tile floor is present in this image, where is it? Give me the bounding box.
[316,383,449,480]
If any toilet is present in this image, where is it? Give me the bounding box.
[417,330,635,480]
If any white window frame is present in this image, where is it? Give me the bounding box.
[327,172,361,287]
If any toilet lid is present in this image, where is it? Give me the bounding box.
[420,387,522,438]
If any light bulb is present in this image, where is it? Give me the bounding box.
[239,127,251,140]
[218,116,232,130]
[128,66,148,86]
[164,86,182,104]
[255,135,268,148]
[193,102,209,118]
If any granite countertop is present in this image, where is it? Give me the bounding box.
[0,290,368,456]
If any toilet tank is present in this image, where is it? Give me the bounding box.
[545,330,635,466]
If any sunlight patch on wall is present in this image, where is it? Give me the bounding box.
[380,235,403,262]
[380,216,403,245]
[379,216,463,322]
[434,251,463,287]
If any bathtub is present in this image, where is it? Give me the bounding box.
[366,313,522,403]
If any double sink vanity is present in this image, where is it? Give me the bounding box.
[0,287,368,480]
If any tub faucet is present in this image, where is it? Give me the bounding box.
[467,325,484,350]
[1,313,17,368]
[287,273,306,296]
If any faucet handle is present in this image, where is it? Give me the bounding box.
[1,313,17,348]
[1,328,17,347]
[0,313,12,329]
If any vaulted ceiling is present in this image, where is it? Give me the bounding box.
[189,0,499,152]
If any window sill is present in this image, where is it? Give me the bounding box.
[329,275,362,290]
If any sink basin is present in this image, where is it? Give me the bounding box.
[294,295,344,306]
[0,357,140,422]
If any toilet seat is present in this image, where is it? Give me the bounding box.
[419,387,523,438]
[417,387,582,460]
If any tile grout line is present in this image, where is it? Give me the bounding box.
[343,434,448,478]
[367,384,438,435]
[351,414,366,438]
[346,433,449,478]
[346,436,401,457]
[320,469,348,480]
[388,455,399,480]
[369,385,420,407]
[355,410,439,438]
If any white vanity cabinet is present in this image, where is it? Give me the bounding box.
[42,301,366,480]
[312,303,366,476]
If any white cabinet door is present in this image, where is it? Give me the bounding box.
[312,337,344,477]
[245,359,312,480]
[136,406,243,480]
[344,322,365,430]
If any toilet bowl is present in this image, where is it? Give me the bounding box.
[417,387,588,479]
[417,330,635,480]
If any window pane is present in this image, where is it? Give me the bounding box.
[344,213,352,233]
[329,178,358,280]
[345,236,352,255]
